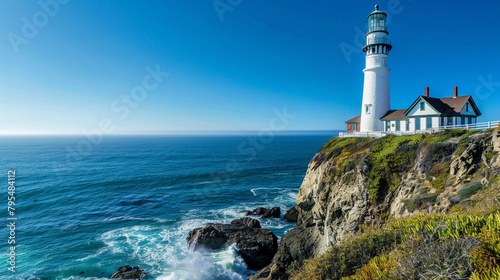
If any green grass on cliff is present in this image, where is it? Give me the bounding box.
[367,134,423,201]
[320,130,469,202]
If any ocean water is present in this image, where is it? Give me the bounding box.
[0,134,332,280]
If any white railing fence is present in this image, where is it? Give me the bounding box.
[339,120,500,138]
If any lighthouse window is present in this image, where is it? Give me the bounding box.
[420,102,425,111]
[365,105,370,114]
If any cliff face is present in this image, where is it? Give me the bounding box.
[252,129,500,280]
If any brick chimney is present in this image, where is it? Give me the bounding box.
[453,86,458,98]
[425,87,429,97]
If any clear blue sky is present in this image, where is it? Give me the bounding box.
[0,0,499,134]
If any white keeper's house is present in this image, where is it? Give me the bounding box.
[344,5,482,135]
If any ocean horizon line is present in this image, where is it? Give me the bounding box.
[0,130,342,137]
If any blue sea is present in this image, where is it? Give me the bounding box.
[0,134,333,280]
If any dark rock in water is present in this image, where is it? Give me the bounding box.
[283,205,298,223]
[261,207,281,218]
[111,265,145,279]
[79,271,84,275]
[187,225,227,250]
[187,218,278,270]
[246,207,281,218]
[231,217,261,228]
[245,207,268,216]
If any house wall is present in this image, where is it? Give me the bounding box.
[408,116,440,131]
[383,120,409,132]
[346,122,361,134]
[432,117,440,128]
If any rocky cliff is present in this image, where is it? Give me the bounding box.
[252,128,500,280]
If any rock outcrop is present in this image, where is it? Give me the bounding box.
[251,129,500,280]
[283,206,298,223]
[246,207,281,218]
[110,265,145,279]
[187,218,278,270]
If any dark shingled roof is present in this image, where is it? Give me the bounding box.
[345,115,361,123]
[438,96,474,114]
[381,109,408,120]
[406,95,481,116]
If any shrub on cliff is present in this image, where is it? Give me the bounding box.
[291,209,500,279]
[291,229,403,279]
[458,181,483,199]
[397,234,479,279]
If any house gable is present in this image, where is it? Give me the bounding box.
[455,96,482,116]
[404,96,440,117]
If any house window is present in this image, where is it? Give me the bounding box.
[396,121,401,131]
[447,117,453,125]
[415,118,421,130]
[468,117,472,124]
[461,117,465,125]
[426,117,432,129]
[353,123,357,131]
[441,117,445,127]
[386,121,390,131]
[466,103,469,112]
[420,102,425,111]
[406,120,409,131]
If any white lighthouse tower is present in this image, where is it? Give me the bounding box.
[360,4,392,132]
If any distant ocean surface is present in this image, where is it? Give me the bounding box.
[0,134,334,280]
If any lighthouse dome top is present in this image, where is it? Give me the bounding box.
[367,4,387,18]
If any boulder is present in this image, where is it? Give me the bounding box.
[231,217,261,228]
[187,218,278,270]
[245,207,269,216]
[246,207,281,218]
[110,265,145,279]
[261,207,281,218]
[283,205,298,223]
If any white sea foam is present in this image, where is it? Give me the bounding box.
[96,215,251,280]
[102,216,172,223]
[250,187,276,196]
[91,184,298,279]
[273,172,292,176]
